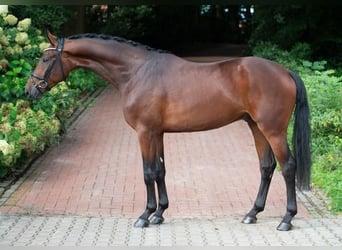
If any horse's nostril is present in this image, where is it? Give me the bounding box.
[25,86,31,97]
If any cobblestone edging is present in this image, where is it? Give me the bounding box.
[297,188,336,219]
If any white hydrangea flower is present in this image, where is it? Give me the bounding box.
[0,5,8,17]
[24,44,32,50]
[14,120,27,134]
[5,47,13,56]
[13,44,23,55]
[37,35,45,41]
[0,58,8,69]
[15,32,28,45]
[0,34,9,46]
[17,18,31,32]
[0,122,12,134]
[0,139,14,156]
[39,42,50,51]
[4,14,18,26]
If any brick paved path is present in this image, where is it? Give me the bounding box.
[0,84,309,219]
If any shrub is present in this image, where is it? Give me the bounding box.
[0,7,106,177]
[0,101,60,176]
[252,41,301,70]
[289,42,312,60]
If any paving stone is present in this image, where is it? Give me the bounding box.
[0,214,341,246]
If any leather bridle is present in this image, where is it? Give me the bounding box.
[30,38,65,93]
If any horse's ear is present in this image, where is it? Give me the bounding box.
[45,28,58,47]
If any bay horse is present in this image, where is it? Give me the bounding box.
[25,31,311,231]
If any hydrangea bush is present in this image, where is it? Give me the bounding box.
[0,101,60,175]
[0,11,48,65]
[0,6,106,176]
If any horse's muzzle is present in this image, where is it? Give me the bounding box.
[25,81,42,100]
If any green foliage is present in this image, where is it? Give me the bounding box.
[67,69,107,93]
[289,42,312,61]
[253,42,342,212]
[10,6,74,33]
[252,41,308,70]
[303,71,341,211]
[312,135,342,211]
[31,82,80,120]
[303,70,341,138]
[0,59,32,102]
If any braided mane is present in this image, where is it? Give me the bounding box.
[67,33,168,53]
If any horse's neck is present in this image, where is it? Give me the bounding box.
[66,39,146,89]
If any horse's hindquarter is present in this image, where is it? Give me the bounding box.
[231,57,297,139]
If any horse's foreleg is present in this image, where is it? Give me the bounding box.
[134,130,169,228]
[150,151,169,225]
[242,120,276,224]
[134,156,157,228]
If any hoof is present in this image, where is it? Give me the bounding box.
[134,218,149,228]
[242,215,257,224]
[150,215,164,225]
[277,222,293,231]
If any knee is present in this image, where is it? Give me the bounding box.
[144,168,165,182]
[156,168,166,182]
[143,167,156,184]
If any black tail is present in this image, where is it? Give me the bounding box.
[289,71,312,191]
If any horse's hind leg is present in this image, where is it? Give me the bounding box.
[242,119,276,224]
[254,120,297,231]
[134,129,169,228]
[267,135,297,231]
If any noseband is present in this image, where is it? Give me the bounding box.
[30,38,65,93]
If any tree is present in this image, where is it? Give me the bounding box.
[249,5,342,63]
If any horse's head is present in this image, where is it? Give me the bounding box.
[25,30,67,99]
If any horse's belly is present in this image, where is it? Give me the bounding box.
[163,104,244,132]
